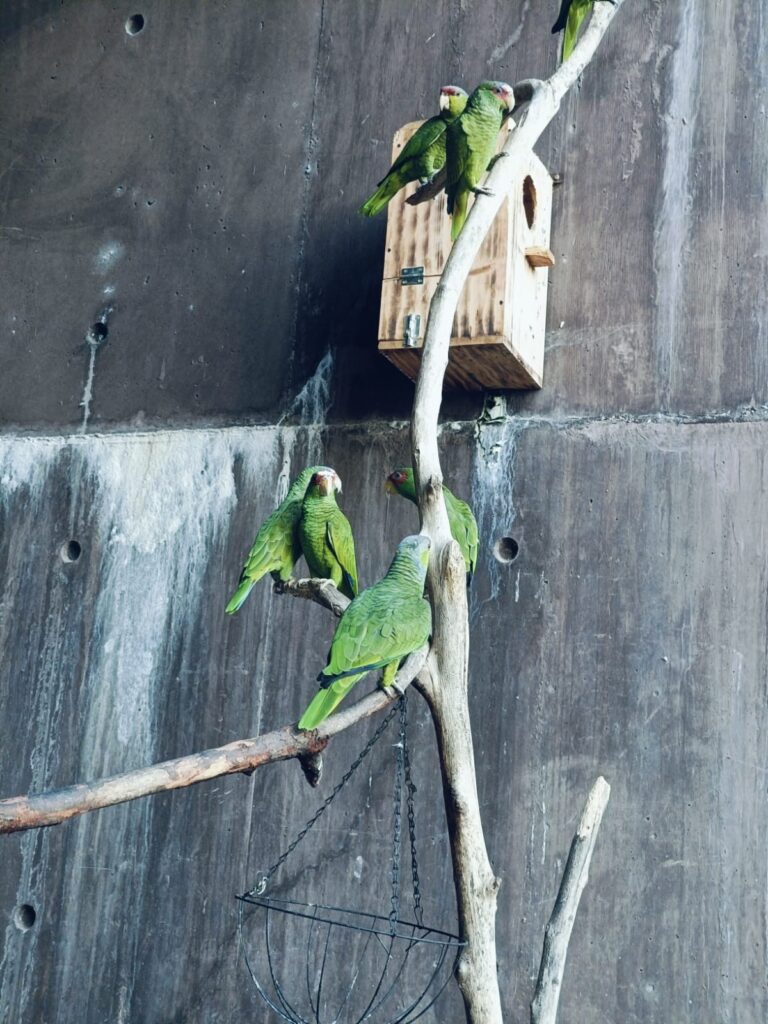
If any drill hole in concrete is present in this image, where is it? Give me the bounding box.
[522,175,537,229]
[89,322,108,343]
[493,537,519,564]
[14,904,36,931]
[60,540,82,563]
[125,14,145,35]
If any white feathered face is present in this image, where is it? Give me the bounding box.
[488,81,515,111]
[439,84,468,112]
[312,468,342,496]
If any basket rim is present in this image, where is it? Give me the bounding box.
[236,893,466,948]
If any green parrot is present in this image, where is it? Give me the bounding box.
[386,467,478,581]
[552,0,615,62]
[445,80,515,241]
[298,468,359,600]
[359,85,468,217]
[225,464,330,614]
[298,534,432,730]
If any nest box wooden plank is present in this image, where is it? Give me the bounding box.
[377,120,554,392]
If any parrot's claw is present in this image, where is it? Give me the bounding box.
[473,185,495,197]
[486,153,509,172]
[389,680,406,698]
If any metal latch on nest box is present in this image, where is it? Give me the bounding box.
[399,266,424,286]
[403,313,421,348]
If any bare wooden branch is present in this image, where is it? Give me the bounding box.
[531,777,611,1024]
[274,576,350,617]
[408,7,625,1022]
[0,645,429,835]
[406,167,447,206]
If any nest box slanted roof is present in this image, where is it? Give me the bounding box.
[377,119,554,392]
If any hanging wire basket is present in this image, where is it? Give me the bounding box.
[237,697,465,1024]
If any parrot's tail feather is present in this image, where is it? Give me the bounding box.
[450,191,469,241]
[552,0,570,32]
[343,571,357,597]
[359,175,401,217]
[298,678,361,731]
[225,577,255,614]
[562,6,589,61]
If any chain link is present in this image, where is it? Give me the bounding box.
[389,699,405,931]
[402,701,423,927]
[247,702,400,897]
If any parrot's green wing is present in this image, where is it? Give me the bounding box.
[387,115,447,177]
[298,593,430,730]
[445,489,479,579]
[225,505,295,613]
[326,512,359,598]
[360,116,448,217]
[225,466,321,614]
[326,596,430,677]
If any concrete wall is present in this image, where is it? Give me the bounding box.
[2,1,767,1022]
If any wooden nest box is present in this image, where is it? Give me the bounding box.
[377,120,554,391]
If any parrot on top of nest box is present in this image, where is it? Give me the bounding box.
[225,464,331,614]
[445,80,515,241]
[297,534,432,730]
[552,0,615,62]
[298,468,359,600]
[385,467,478,582]
[359,85,468,217]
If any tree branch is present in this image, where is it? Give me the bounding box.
[0,595,428,834]
[408,6,625,1022]
[531,777,611,1024]
[274,576,350,617]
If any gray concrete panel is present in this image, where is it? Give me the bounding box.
[2,2,767,430]
[0,1,322,429]
[1,420,766,1022]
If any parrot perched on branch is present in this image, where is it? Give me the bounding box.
[298,468,359,600]
[359,85,468,217]
[386,467,478,582]
[445,80,515,241]
[552,0,615,62]
[225,465,329,614]
[298,534,432,730]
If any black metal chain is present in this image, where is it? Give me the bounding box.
[247,701,400,897]
[402,702,423,927]
[389,700,405,931]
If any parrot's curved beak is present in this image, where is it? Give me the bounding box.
[439,91,451,112]
[384,479,398,495]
